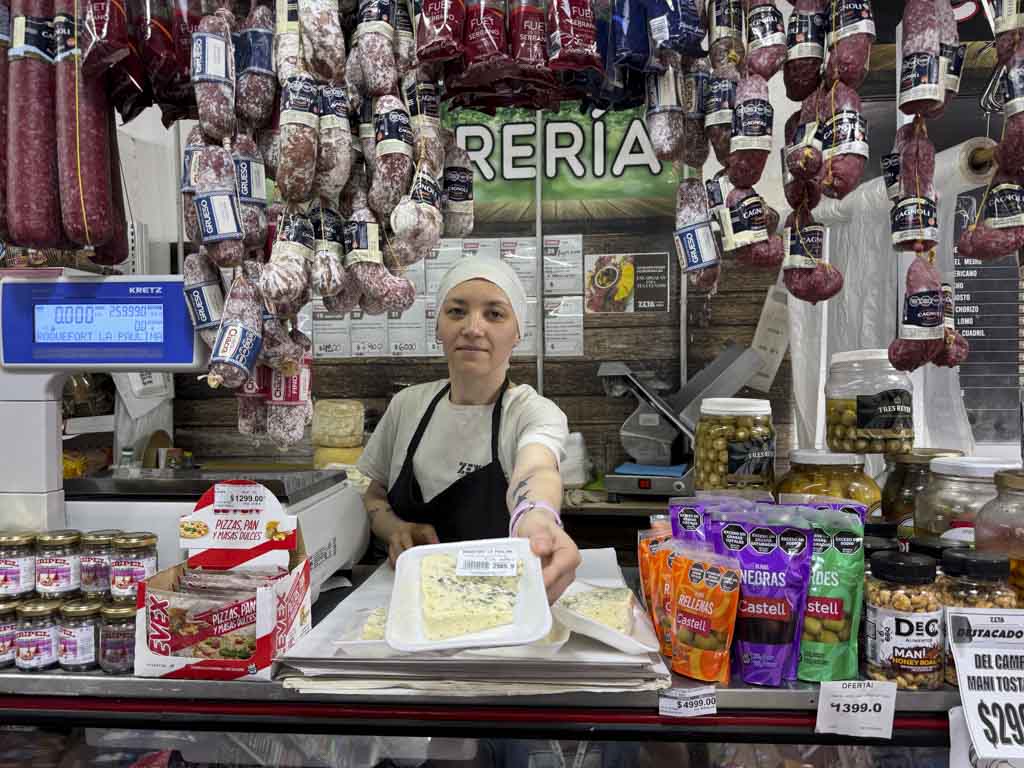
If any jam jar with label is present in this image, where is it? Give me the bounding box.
[695,398,775,491]
[35,530,81,598]
[80,529,122,599]
[110,532,158,602]
[0,599,19,668]
[58,599,102,672]
[825,349,914,455]
[15,599,62,672]
[0,531,35,599]
[99,603,137,674]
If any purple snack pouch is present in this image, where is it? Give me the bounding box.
[671,496,756,544]
[710,505,813,686]
[775,495,870,523]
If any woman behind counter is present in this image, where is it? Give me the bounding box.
[357,256,581,602]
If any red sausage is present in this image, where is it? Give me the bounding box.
[92,112,129,265]
[55,0,114,246]
[7,0,62,247]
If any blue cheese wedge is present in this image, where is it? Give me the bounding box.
[360,607,388,641]
[560,587,635,635]
[420,554,521,640]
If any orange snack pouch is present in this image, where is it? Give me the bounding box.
[651,542,683,656]
[670,549,742,683]
[637,529,672,613]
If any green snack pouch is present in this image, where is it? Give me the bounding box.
[798,507,864,682]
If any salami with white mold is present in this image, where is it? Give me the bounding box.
[276,73,320,204]
[442,139,474,236]
[674,167,720,291]
[232,134,269,251]
[314,83,353,204]
[261,209,314,303]
[192,10,236,143]
[183,249,226,348]
[368,94,414,220]
[207,269,264,389]
[182,126,208,245]
[192,144,245,268]
[236,4,276,129]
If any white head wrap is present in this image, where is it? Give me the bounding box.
[435,255,528,338]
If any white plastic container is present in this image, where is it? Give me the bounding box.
[552,582,659,655]
[386,538,551,653]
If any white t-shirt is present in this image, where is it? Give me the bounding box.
[357,380,569,503]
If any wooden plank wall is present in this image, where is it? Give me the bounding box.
[174,216,794,474]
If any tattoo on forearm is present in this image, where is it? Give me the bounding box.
[511,475,535,508]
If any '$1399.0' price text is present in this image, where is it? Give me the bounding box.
[829,702,883,715]
[978,700,1024,749]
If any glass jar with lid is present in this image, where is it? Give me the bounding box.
[80,529,121,599]
[58,599,102,672]
[99,603,137,674]
[0,599,19,668]
[0,532,35,599]
[881,449,963,540]
[694,398,775,491]
[15,599,61,671]
[915,457,1021,538]
[35,530,81,598]
[941,549,1017,686]
[975,470,1024,602]
[865,551,944,690]
[825,349,914,455]
[110,532,158,602]
[775,449,881,516]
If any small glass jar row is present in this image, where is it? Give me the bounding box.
[0,529,158,601]
[1,597,136,674]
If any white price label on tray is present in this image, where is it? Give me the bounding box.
[455,546,518,577]
[815,680,896,739]
[947,607,1024,762]
[213,482,267,512]
[658,685,717,718]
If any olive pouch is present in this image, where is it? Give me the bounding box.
[797,507,864,682]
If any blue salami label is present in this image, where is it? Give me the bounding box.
[319,83,349,130]
[711,0,742,41]
[898,52,942,107]
[234,158,267,206]
[191,31,231,84]
[52,13,77,61]
[375,106,414,157]
[235,28,274,76]
[674,220,720,272]
[183,279,224,330]
[193,192,243,243]
[9,14,54,62]
[358,0,394,27]
[1003,62,1024,117]
[343,220,381,263]
[404,78,439,122]
[786,10,825,60]
[984,183,1024,229]
[826,0,875,45]
[681,69,708,119]
[211,321,262,374]
[747,4,785,51]
[444,165,474,210]
[411,173,442,209]
[281,75,319,128]
[903,289,943,329]
[181,146,199,193]
[783,223,825,270]
[704,76,735,127]
[722,192,767,251]
[816,110,868,160]
[731,98,773,152]
[940,42,966,92]
[881,152,901,199]
[0,5,12,45]
[705,173,731,211]
[890,196,938,246]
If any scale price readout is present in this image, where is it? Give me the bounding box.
[0,275,204,370]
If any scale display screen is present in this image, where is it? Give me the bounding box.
[34,303,164,344]
[1,276,202,370]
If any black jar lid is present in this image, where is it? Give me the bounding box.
[870,550,937,585]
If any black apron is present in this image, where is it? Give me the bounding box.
[387,379,511,542]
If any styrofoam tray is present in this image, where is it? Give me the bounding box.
[551,582,659,655]
[332,606,404,658]
[385,537,552,653]
[460,619,571,660]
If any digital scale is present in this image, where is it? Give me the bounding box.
[599,344,764,499]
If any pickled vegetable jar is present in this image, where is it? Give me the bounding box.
[694,398,775,491]
[975,470,1024,602]
[825,349,914,455]
[881,449,963,539]
[775,449,881,516]
[915,456,1020,538]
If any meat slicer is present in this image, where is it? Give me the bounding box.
[599,343,763,498]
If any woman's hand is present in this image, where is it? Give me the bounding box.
[516,509,581,603]
[388,521,439,566]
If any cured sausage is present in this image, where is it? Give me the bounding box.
[276,74,319,204]
[705,63,738,167]
[416,0,464,62]
[994,5,1023,67]
[341,156,370,218]
[783,0,824,101]
[355,0,398,97]
[815,80,868,200]
[192,10,236,143]
[275,0,301,84]
[783,111,822,209]
[55,0,114,247]
[927,0,963,119]
[232,134,268,252]
[892,122,937,254]
[300,0,346,83]
[242,260,304,376]
[261,208,314,303]
[727,74,772,187]
[724,186,782,268]
[7,0,61,248]
[888,255,945,371]
[933,283,968,367]
[708,0,744,69]
[235,4,276,130]
[957,172,1024,262]
[183,248,225,348]
[267,350,312,450]
[680,56,709,168]
[393,0,416,75]
[207,268,264,389]
[345,39,365,113]
[746,1,785,81]
[674,168,720,291]
[256,96,280,180]
[391,167,443,259]
[236,364,269,440]
[997,37,1024,177]
[346,206,416,313]
[310,203,349,297]
[645,60,684,161]
[368,94,414,221]
[192,145,245,267]
[782,207,842,303]
[404,69,445,175]
[824,0,875,90]
[545,0,600,72]
[442,137,473,236]
[92,114,129,265]
[314,83,353,205]
[898,0,943,117]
